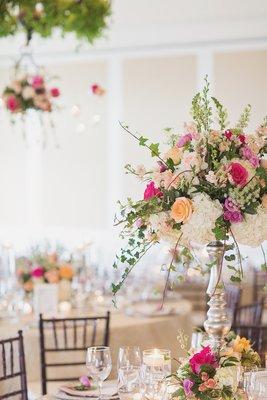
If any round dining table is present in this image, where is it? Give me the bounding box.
[0,297,193,398]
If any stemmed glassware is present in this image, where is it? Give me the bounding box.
[86,346,112,399]
[117,346,142,400]
[243,369,267,400]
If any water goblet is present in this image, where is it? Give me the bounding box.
[86,346,112,399]
[117,346,142,400]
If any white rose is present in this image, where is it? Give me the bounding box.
[22,86,35,100]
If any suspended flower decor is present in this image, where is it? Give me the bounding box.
[2,73,60,115]
[0,1,111,44]
[91,83,106,96]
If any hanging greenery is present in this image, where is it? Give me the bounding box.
[0,0,111,44]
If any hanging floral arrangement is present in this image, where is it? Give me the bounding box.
[0,1,111,44]
[2,73,60,115]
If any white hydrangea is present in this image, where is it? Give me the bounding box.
[231,206,267,247]
[215,366,240,391]
[181,193,223,245]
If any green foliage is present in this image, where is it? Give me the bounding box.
[235,104,252,131]
[212,216,229,241]
[191,76,212,132]
[211,96,229,130]
[0,1,111,43]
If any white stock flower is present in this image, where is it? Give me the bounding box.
[231,206,267,247]
[181,193,223,245]
[135,164,147,180]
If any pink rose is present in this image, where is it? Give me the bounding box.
[177,133,192,148]
[241,146,259,167]
[31,75,44,89]
[31,266,44,278]
[143,182,163,201]
[223,210,243,223]
[6,95,19,112]
[183,379,193,396]
[224,197,239,213]
[229,162,248,187]
[79,375,91,387]
[50,87,60,97]
[205,378,217,389]
[189,346,218,374]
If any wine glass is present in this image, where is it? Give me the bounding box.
[117,346,142,400]
[86,346,112,399]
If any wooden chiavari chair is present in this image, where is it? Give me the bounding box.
[253,269,267,303]
[39,312,110,395]
[234,298,264,326]
[0,330,28,400]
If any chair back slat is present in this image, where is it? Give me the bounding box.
[39,312,110,395]
[234,299,264,325]
[0,330,28,400]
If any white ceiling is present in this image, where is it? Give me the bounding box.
[0,0,267,62]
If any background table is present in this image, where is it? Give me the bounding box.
[0,299,193,397]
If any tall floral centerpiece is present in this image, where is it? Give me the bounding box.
[113,78,266,343]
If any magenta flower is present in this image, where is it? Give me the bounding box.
[31,75,44,89]
[189,346,218,374]
[6,95,19,112]
[79,375,91,387]
[241,146,259,168]
[223,210,243,223]
[224,130,233,140]
[50,87,60,97]
[157,161,167,173]
[229,162,248,187]
[143,182,163,201]
[238,134,246,143]
[31,266,44,278]
[183,379,193,396]
[177,133,192,148]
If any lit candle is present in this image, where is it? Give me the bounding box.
[143,349,167,367]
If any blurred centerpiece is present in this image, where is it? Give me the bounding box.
[16,244,74,303]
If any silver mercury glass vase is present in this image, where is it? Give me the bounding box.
[203,241,232,351]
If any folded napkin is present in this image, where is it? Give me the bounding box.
[55,381,118,400]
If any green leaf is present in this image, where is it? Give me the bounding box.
[138,136,148,146]
[225,254,236,261]
[149,143,160,157]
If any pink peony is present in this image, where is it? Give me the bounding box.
[177,133,192,148]
[229,162,248,187]
[31,75,44,89]
[183,379,193,396]
[31,266,44,278]
[6,95,19,112]
[224,129,233,140]
[143,182,163,201]
[79,375,91,387]
[189,346,218,374]
[50,87,60,97]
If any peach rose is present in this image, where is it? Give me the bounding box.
[59,264,74,280]
[164,147,181,165]
[171,197,193,223]
[44,269,60,284]
[262,194,267,208]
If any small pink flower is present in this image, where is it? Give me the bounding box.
[79,375,91,387]
[238,134,246,143]
[177,133,192,148]
[143,182,163,201]
[201,372,209,382]
[229,162,248,187]
[241,146,260,168]
[205,378,217,389]
[6,95,19,112]
[189,346,218,374]
[224,197,239,213]
[50,87,60,97]
[183,379,193,396]
[31,75,44,89]
[224,129,233,140]
[199,383,207,392]
[31,266,44,278]
[136,218,143,228]
[91,84,105,96]
[157,161,167,173]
